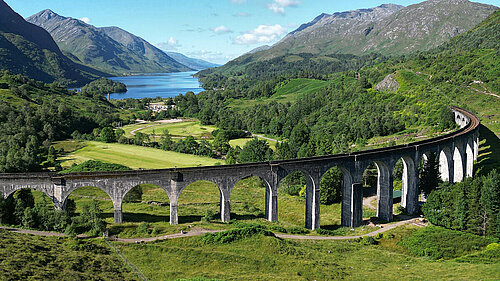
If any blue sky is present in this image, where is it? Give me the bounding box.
[5,0,500,64]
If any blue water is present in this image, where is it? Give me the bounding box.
[109,71,203,99]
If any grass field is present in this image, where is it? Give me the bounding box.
[229,137,278,150]
[228,78,330,111]
[57,141,220,169]
[122,119,217,139]
[114,224,500,281]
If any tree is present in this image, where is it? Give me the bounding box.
[419,153,441,197]
[100,127,116,143]
[237,138,273,163]
[81,199,106,237]
[320,168,343,204]
[225,146,241,164]
[480,169,500,237]
[212,132,231,154]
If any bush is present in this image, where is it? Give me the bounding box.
[286,227,310,234]
[400,226,497,260]
[136,222,150,235]
[202,210,217,222]
[361,236,377,245]
[454,243,500,264]
[201,226,275,244]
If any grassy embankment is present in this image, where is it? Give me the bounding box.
[0,229,138,280]
[112,224,499,280]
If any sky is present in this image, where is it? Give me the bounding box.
[5,0,500,64]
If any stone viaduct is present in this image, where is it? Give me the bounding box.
[0,107,480,230]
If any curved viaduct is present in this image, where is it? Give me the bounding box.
[0,107,480,230]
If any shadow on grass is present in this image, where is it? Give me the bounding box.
[475,124,500,176]
[102,212,171,223]
[230,213,266,220]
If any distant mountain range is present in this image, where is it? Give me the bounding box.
[164,52,219,71]
[218,0,497,71]
[0,0,103,86]
[26,9,192,75]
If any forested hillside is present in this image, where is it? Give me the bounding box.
[0,70,118,172]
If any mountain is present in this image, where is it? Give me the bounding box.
[244,45,271,55]
[26,10,191,75]
[164,52,219,71]
[0,0,103,86]
[223,0,497,67]
[98,26,193,71]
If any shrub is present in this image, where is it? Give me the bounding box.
[286,227,310,234]
[202,210,216,222]
[201,226,275,244]
[400,226,497,260]
[361,236,377,245]
[136,222,150,235]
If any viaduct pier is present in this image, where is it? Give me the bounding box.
[0,107,480,230]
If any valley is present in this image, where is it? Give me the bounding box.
[0,0,499,280]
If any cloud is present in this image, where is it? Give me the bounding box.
[212,25,232,34]
[267,0,299,15]
[233,24,286,45]
[79,17,90,24]
[155,37,181,51]
[233,12,251,17]
[168,37,178,45]
[230,0,246,4]
[186,49,234,64]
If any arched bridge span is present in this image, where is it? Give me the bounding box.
[0,107,480,230]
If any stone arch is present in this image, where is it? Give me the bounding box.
[229,174,271,222]
[317,165,352,229]
[398,156,417,215]
[176,179,224,224]
[276,169,316,229]
[439,146,453,182]
[120,183,171,224]
[453,143,465,183]
[466,137,474,178]
[361,160,393,222]
[62,184,115,222]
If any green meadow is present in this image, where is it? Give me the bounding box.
[57,141,220,169]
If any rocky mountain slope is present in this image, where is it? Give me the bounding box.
[99,26,192,71]
[223,0,497,68]
[0,0,103,86]
[164,52,219,71]
[26,10,191,75]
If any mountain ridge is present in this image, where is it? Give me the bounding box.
[0,1,104,86]
[222,0,497,70]
[26,9,192,75]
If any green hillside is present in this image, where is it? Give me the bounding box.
[0,1,103,86]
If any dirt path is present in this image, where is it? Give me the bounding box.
[466,85,500,99]
[363,195,377,210]
[276,218,417,240]
[0,218,419,242]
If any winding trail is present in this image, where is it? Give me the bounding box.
[0,218,420,242]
